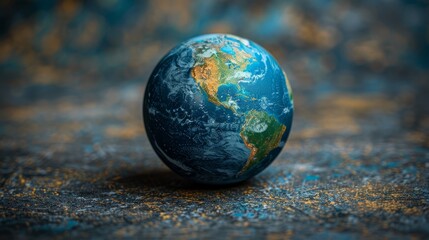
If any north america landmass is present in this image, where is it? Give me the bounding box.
[190,37,288,174]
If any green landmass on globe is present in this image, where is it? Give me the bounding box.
[239,110,287,173]
[190,41,287,173]
[144,34,294,184]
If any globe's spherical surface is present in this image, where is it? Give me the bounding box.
[143,34,293,184]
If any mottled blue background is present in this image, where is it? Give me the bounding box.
[0,0,428,239]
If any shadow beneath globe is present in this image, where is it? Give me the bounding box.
[112,168,256,191]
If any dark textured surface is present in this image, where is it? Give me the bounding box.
[1,0,428,239]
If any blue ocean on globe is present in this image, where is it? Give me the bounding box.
[143,34,293,184]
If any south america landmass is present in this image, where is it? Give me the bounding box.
[190,40,287,174]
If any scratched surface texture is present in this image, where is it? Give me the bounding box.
[1,0,429,239]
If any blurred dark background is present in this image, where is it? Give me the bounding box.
[1,0,428,114]
[1,0,428,142]
[0,0,428,238]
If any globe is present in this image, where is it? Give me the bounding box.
[143,34,294,185]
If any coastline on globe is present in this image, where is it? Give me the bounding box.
[143,34,294,185]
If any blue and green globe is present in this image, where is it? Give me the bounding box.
[143,34,293,184]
